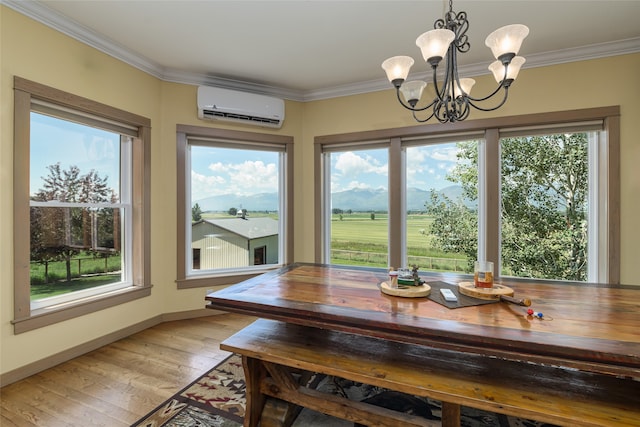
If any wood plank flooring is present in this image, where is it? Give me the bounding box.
[0,313,255,427]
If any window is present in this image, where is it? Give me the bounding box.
[498,129,600,281]
[324,146,389,267]
[315,107,620,284]
[176,125,293,289]
[406,139,480,274]
[13,77,151,333]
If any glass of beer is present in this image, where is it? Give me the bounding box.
[474,261,494,288]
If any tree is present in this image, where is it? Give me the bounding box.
[192,203,202,222]
[31,163,113,282]
[425,134,589,281]
[228,207,238,216]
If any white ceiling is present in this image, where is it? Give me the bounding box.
[5,0,640,101]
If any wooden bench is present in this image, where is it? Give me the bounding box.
[221,318,640,427]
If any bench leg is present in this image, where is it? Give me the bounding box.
[441,402,461,427]
[242,356,265,427]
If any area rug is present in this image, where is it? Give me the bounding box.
[132,353,557,427]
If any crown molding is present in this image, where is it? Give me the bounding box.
[4,0,640,103]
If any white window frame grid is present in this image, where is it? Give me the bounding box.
[29,133,133,310]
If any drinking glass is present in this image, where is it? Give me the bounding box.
[474,261,494,288]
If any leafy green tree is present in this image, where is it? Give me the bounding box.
[31,163,112,282]
[425,134,588,281]
[425,190,478,271]
[192,203,202,222]
[228,207,238,216]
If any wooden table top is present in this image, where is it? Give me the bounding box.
[205,263,640,378]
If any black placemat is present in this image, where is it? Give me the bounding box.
[426,280,498,309]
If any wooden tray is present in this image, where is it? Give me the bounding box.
[458,281,514,300]
[380,281,431,298]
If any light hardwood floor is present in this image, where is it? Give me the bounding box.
[0,313,255,427]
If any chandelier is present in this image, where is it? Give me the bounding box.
[382,0,529,123]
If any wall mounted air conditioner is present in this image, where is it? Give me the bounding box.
[197,86,285,128]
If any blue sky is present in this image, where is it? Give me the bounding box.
[31,112,466,201]
[30,113,120,197]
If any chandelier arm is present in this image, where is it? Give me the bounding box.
[431,63,448,105]
[466,55,512,103]
[395,87,437,112]
[467,86,510,112]
[466,82,506,103]
[434,101,452,124]
[458,98,471,121]
[412,109,437,123]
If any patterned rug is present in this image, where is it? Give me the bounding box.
[132,354,557,427]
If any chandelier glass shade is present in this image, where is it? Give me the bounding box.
[382,0,529,123]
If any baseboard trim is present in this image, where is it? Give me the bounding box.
[0,308,223,387]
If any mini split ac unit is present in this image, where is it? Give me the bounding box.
[197,86,285,128]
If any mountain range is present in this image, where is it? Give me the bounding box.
[195,186,469,213]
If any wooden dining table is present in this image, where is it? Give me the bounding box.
[205,262,640,426]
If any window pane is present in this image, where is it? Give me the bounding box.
[189,144,281,272]
[30,113,121,201]
[29,113,124,302]
[500,133,590,281]
[329,149,388,267]
[409,141,478,273]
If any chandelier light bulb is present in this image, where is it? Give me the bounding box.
[451,78,475,98]
[489,56,526,83]
[382,56,415,86]
[400,80,427,106]
[485,24,529,60]
[416,29,455,65]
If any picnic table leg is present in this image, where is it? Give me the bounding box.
[242,356,265,427]
[441,402,461,427]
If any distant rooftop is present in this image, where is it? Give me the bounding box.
[202,217,278,240]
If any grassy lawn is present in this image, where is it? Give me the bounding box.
[30,274,122,300]
[30,253,121,300]
[331,213,468,269]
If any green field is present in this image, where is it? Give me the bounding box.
[202,211,468,270]
[330,213,468,270]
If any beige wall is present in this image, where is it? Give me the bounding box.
[1,5,639,377]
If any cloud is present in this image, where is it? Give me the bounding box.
[191,170,226,200]
[430,146,460,162]
[406,144,464,189]
[193,160,278,200]
[334,151,387,177]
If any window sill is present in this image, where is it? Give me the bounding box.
[11,284,152,334]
